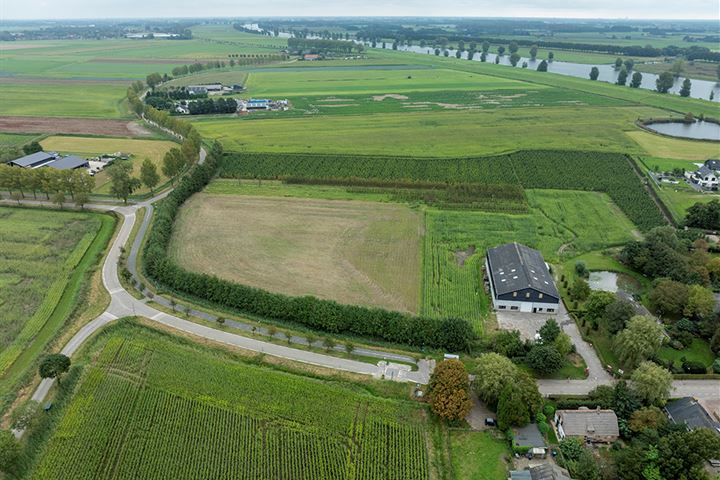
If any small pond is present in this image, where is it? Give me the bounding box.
[589,271,642,295]
[644,121,720,141]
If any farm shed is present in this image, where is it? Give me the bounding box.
[486,243,559,313]
[513,423,546,449]
[9,151,58,169]
[48,155,90,171]
[510,463,573,480]
[554,408,619,443]
[665,397,720,434]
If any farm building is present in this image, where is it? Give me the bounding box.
[665,397,720,435]
[510,464,573,480]
[485,243,559,313]
[303,54,320,61]
[47,155,90,171]
[8,151,58,168]
[554,408,619,443]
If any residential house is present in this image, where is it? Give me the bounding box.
[509,464,573,480]
[686,159,720,190]
[554,408,619,443]
[486,243,560,314]
[665,397,720,434]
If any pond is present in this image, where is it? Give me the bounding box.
[644,120,720,141]
[589,271,642,295]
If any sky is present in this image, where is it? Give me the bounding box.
[1,0,718,20]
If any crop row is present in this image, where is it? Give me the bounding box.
[220,150,666,231]
[34,340,431,480]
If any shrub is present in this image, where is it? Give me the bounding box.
[682,360,708,374]
[527,344,563,374]
[713,358,720,374]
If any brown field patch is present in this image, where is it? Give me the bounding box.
[0,117,151,137]
[169,194,422,313]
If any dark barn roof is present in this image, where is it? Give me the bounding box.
[513,423,546,448]
[665,397,720,434]
[486,243,559,298]
[48,156,89,171]
[9,151,55,168]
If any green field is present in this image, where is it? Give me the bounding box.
[0,133,40,147]
[449,431,510,480]
[0,81,129,118]
[658,338,715,371]
[29,321,435,479]
[0,207,114,412]
[195,106,660,156]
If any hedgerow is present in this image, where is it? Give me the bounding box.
[220,150,666,231]
[143,146,473,352]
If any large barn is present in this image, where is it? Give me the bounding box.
[485,242,560,313]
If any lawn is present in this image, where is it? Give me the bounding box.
[194,105,661,156]
[0,82,128,118]
[168,193,422,313]
[0,207,113,412]
[626,130,720,160]
[28,321,435,479]
[40,135,177,195]
[449,431,509,480]
[658,338,715,371]
[0,132,39,147]
[243,66,534,97]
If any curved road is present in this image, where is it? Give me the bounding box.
[6,154,719,436]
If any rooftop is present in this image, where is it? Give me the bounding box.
[557,408,619,438]
[665,397,720,434]
[513,423,546,448]
[486,243,559,298]
[48,155,89,171]
[9,151,55,168]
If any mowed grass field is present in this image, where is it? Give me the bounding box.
[30,322,435,479]
[626,130,720,160]
[0,81,129,118]
[169,193,422,313]
[195,105,662,156]
[40,135,177,195]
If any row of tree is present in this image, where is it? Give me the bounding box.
[0,165,94,207]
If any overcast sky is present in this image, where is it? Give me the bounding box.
[2,0,718,20]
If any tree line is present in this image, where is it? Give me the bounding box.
[0,165,95,208]
[287,38,364,55]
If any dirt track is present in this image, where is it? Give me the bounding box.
[0,117,151,137]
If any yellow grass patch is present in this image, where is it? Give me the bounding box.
[626,130,720,160]
[169,194,422,313]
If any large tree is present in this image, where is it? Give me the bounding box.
[679,77,692,97]
[39,353,71,384]
[628,406,667,433]
[107,162,141,205]
[585,291,616,323]
[472,353,517,407]
[655,71,674,93]
[630,361,673,407]
[603,299,635,334]
[683,284,715,319]
[497,383,530,430]
[539,318,561,343]
[614,316,664,368]
[649,279,688,317]
[536,59,548,72]
[527,344,563,375]
[630,71,643,88]
[427,360,472,422]
[589,66,600,80]
[139,158,160,194]
[659,428,720,480]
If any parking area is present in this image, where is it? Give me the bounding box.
[496,310,556,341]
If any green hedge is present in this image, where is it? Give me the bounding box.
[143,147,474,352]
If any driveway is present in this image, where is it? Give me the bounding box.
[497,302,613,388]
